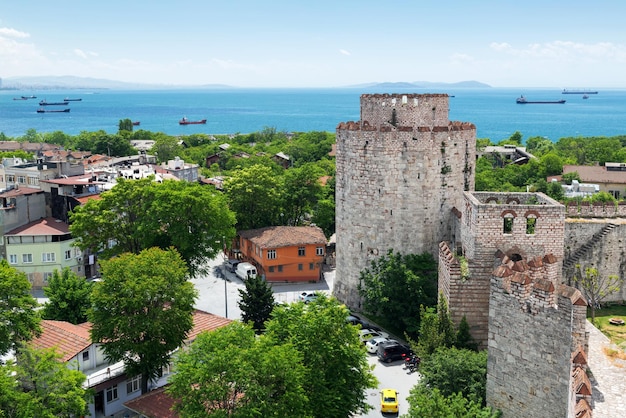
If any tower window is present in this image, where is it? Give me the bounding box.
[503,217,513,234]
[526,217,536,234]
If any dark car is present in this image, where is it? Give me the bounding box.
[224,259,240,273]
[377,342,413,363]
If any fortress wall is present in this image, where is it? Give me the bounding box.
[564,221,626,302]
[486,266,588,417]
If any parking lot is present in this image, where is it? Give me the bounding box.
[192,255,420,416]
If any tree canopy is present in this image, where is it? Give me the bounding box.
[263,296,377,418]
[358,250,438,338]
[0,345,91,417]
[89,247,197,394]
[42,268,92,324]
[0,260,40,356]
[169,322,310,417]
[70,177,236,276]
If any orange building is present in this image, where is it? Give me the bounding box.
[237,226,327,283]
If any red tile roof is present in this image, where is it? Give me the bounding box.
[74,194,102,205]
[187,310,232,342]
[238,226,327,248]
[124,385,178,418]
[5,217,70,236]
[40,174,105,186]
[32,310,229,364]
[31,320,93,362]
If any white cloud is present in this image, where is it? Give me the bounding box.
[339,49,351,56]
[490,40,626,62]
[0,27,29,38]
[74,49,98,59]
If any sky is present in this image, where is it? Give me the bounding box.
[1,0,626,88]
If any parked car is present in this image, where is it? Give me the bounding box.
[365,337,396,354]
[235,262,257,281]
[358,329,389,344]
[380,388,399,414]
[299,292,319,303]
[377,342,413,363]
[224,259,240,273]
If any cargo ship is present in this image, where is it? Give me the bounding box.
[562,89,598,94]
[179,117,207,125]
[516,95,566,104]
[37,108,70,113]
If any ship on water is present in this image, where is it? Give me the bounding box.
[562,89,598,94]
[516,95,566,104]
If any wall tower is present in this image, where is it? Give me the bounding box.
[334,93,476,307]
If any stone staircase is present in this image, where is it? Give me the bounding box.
[563,223,618,271]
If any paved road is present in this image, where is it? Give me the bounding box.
[191,255,420,416]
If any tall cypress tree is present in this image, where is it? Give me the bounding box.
[238,275,275,333]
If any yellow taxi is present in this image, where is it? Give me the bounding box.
[380,388,399,414]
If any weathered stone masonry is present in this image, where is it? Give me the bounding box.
[335,94,476,307]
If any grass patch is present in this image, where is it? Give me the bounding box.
[589,303,626,347]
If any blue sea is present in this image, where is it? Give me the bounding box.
[1,87,625,143]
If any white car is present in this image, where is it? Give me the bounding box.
[365,336,396,354]
[299,292,319,303]
[358,329,389,344]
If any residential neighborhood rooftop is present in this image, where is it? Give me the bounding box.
[238,225,327,248]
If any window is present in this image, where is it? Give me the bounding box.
[27,177,39,186]
[309,263,314,270]
[526,217,537,235]
[82,351,89,361]
[6,175,14,184]
[43,272,53,283]
[278,265,283,272]
[22,254,33,263]
[267,249,276,260]
[316,247,324,256]
[298,247,305,256]
[17,176,25,184]
[42,252,56,262]
[65,250,72,260]
[8,254,17,264]
[298,263,303,271]
[106,385,118,403]
[503,217,513,234]
[126,375,140,394]
[268,266,275,273]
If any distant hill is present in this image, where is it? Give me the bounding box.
[346,80,491,89]
[1,76,491,90]
[1,76,234,90]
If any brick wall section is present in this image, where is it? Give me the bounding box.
[486,259,588,417]
[567,200,626,217]
[447,191,566,346]
[563,220,626,302]
[335,94,476,308]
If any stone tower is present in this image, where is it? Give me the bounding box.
[334,93,476,307]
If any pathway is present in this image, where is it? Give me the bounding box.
[587,320,626,417]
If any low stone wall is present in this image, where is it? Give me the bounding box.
[566,201,626,217]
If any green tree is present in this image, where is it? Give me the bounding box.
[264,296,377,418]
[169,322,310,418]
[405,386,500,418]
[546,181,565,201]
[561,171,581,185]
[152,134,184,163]
[572,265,624,324]
[223,164,283,230]
[311,198,335,237]
[539,153,563,177]
[89,247,197,394]
[70,177,236,276]
[0,260,40,356]
[416,303,455,358]
[358,250,438,338]
[237,275,276,333]
[418,347,489,405]
[118,118,134,132]
[7,345,90,417]
[42,268,92,324]
[281,163,324,225]
[456,315,478,351]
